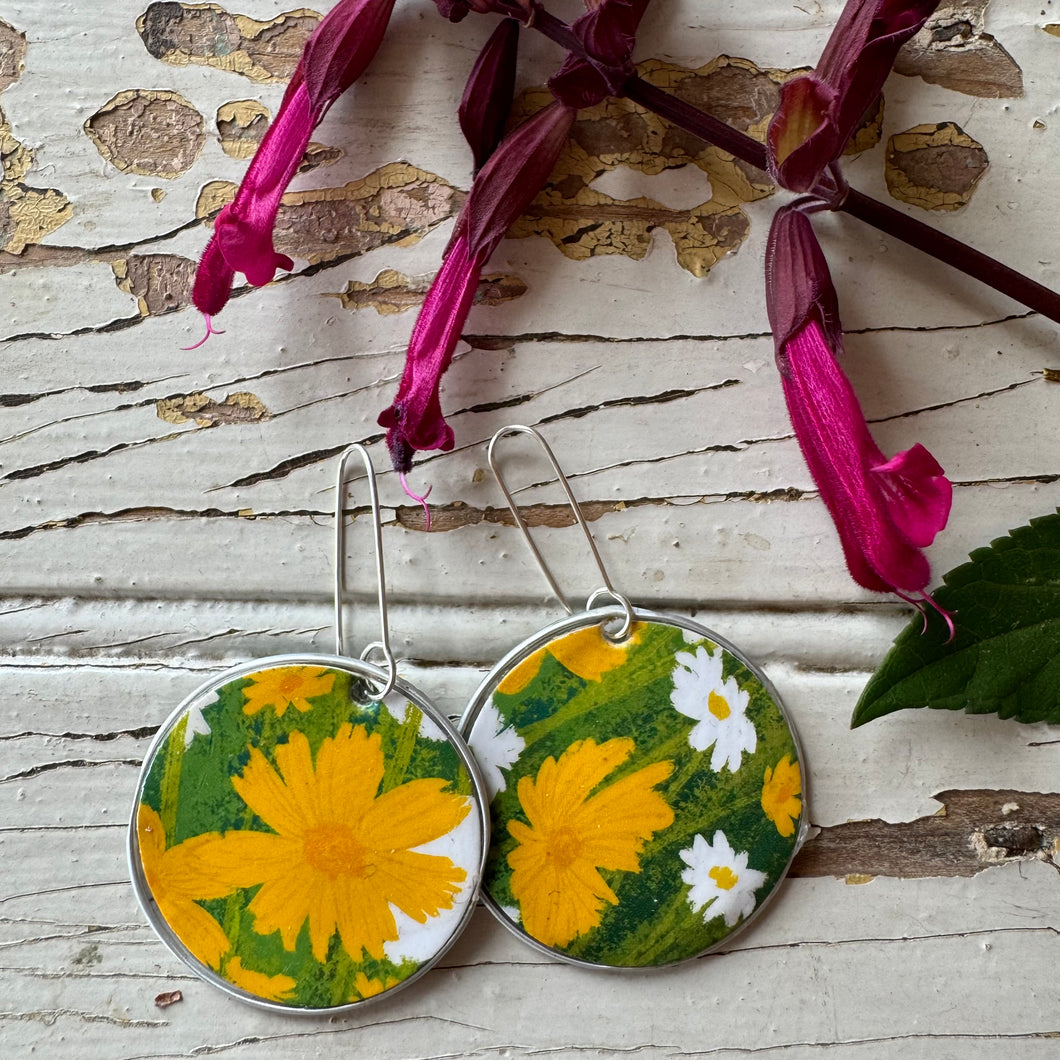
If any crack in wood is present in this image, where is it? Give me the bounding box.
[1,468,1054,541]
[869,375,1040,425]
[0,726,158,742]
[0,1008,166,1028]
[0,758,141,783]
[0,507,327,541]
[462,311,1032,349]
[792,788,1060,880]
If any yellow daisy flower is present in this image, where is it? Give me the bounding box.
[497,624,643,695]
[351,971,401,1000]
[136,804,236,970]
[507,737,674,948]
[194,724,471,963]
[223,956,297,1002]
[241,665,336,717]
[761,755,802,838]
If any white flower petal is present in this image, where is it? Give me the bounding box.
[183,705,211,747]
[679,829,767,929]
[669,646,756,771]
[468,701,526,800]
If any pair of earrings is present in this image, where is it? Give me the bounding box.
[129,427,806,1014]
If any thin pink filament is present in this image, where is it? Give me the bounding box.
[400,472,433,531]
[181,313,226,351]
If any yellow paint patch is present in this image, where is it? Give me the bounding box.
[196,163,462,267]
[885,122,989,211]
[216,99,270,159]
[0,107,72,253]
[84,89,206,179]
[137,4,321,85]
[505,56,803,275]
[844,873,876,886]
[157,392,271,427]
[331,268,527,315]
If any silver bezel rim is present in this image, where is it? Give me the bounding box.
[129,652,490,1016]
[459,607,809,973]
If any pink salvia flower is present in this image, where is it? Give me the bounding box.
[378,100,576,471]
[191,0,398,320]
[765,203,952,595]
[380,0,653,471]
[767,0,939,192]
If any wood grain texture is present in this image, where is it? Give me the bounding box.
[1,0,1059,1055]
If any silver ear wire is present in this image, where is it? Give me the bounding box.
[487,425,635,641]
[334,445,397,700]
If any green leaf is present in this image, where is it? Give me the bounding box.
[852,510,1060,728]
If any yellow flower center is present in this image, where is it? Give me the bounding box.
[303,824,369,879]
[546,826,586,871]
[708,690,731,720]
[709,865,738,891]
[278,673,303,697]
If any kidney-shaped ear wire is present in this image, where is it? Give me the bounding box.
[462,425,807,971]
[129,445,488,1014]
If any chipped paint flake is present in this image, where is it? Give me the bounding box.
[84,89,205,179]
[885,122,988,212]
[195,163,463,267]
[113,254,197,317]
[137,3,321,84]
[157,392,270,427]
[895,1,1023,98]
[216,99,271,159]
[331,268,527,314]
[0,19,27,94]
[216,101,342,169]
[843,94,884,156]
[507,56,854,274]
[0,108,71,253]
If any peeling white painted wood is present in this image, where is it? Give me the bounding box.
[2,0,1059,1055]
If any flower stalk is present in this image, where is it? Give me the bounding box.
[528,6,1060,325]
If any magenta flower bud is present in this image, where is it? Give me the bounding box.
[191,0,398,321]
[767,0,939,192]
[459,18,520,174]
[765,204,952,595]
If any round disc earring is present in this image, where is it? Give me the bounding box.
[461,425,807,970]
[129,445,488,1013]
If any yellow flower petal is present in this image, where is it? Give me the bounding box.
[136,805,236,970]
[241,666,335,718]
[351,972,400,1000]
[363,778,469,851]
[761,756,802,838]
[157,895,232,970]
[224,956,297,1002]
[548,623,643,682]
[507,738,673,949]
[497,625,645,696]
[215,723,470,963]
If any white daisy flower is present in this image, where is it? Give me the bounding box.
[669,646,756,772]
[679,830,767,928]
[183,705,211,747]
[468,701,526,800]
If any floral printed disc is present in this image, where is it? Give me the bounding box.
[130,654,487,1012]
[462,610,804,969]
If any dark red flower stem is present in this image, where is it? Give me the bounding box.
[529,6,1060,326]
[839,188,1060,323]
